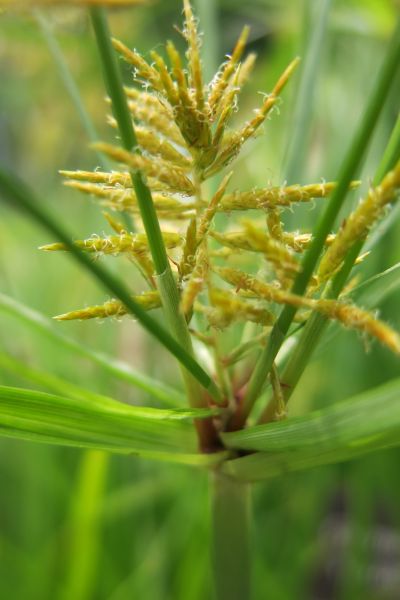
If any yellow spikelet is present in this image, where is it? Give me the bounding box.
[158,43,208,149]
[133,125,191,170]
[65,181,137,209]
[197,172,233,243]
[210,227,299,281]
[318,160,400,282]
[314,300,400,355]
[150,49,181,108]
[123,89,185,146]
[170,40,212,151]
[40,232,182,255]
[209,247,237,260]
[210,231,255,252]
[166,40,189,96]
[165,41,196,124]
[54,291,161,322]
[124,87,173,117]
[207,54,256,164]
[242,220,300,276]
[203,288,275,330]
[60,169,132,187]
[210,67,241,153]
[218,181,359,211]
[63,180,194,214]
[208,25,250,118]
[127,100,185,147]
[63,172,172,193]
[214,268,400,353]
[106,119,192,169]
[183,0,205,111]
[93,142,195,195]
[103,212,127,234]
[281,231,335,252]
[100,213,155,281]
[214,267,305,306]
[205,58,300,176]
[236,52,257,87]
[180,242,209,314]
[112,39,163,92]
[266,209,284,242]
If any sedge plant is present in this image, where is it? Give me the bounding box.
[0,1,400,598]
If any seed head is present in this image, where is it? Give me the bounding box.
[45,0,400,359]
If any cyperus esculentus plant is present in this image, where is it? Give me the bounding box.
[0,1,400,598]
[41,0,400,418]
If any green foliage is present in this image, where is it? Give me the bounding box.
[0,1,399,598]
[223,377,400,480]
[0,384,223,464]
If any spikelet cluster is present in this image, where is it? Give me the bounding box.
[44,0,400,359]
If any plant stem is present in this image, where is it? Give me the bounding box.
[211,473,251,600]
[60,451,108,600]
[238,17,400,428]
[89,7,223,416]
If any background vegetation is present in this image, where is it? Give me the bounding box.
[0,0,399,598]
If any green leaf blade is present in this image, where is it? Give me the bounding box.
[0,385,221,465]
[222,377,400,481]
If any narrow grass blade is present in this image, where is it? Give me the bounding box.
[0,292,185,406]
[0,170,219,401]
[222,377,400,481]
[0,385,220,461]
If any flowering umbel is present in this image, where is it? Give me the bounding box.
[42,0,400,372]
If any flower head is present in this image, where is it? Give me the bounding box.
[44,0,400,361]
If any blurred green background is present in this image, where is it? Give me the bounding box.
[0,0,400,598]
